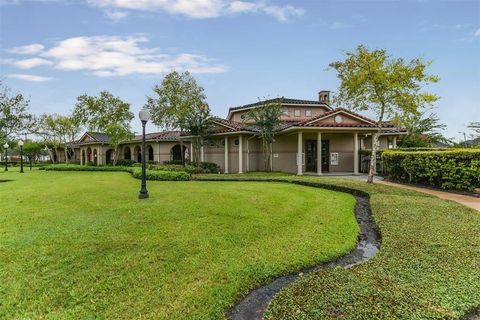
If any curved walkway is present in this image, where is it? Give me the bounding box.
[378,180,480,211]
[228,186,380,320]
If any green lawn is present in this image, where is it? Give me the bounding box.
[0,169,358,319]
[196,174,480,319]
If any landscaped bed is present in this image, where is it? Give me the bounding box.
[196,174,480,319]
[0,170,358,319]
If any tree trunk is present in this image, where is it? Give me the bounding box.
[367,132,379,183]
[113,146,118,166]
[262,139,269,172]
[180,135,185,166]
[64,147,69,164]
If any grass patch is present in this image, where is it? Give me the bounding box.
[0,170,357,319]
[194,174,480,319]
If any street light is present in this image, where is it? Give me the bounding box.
[3,143,8,172]
[18,140,24,173]
[138,107,151,199]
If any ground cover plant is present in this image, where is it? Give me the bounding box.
[195,173,480,319]
[0,169,358,319]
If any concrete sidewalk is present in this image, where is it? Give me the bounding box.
[378,180,480,211]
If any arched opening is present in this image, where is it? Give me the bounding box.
[123,146,131,160]
[67,148,75,160]
[134,146,141,163]
[93,149,98,165]
[170,144,187,161]
[148,145,154,162]
[81,149,86,165]
[87,147,92,164]
[106,149,114,165]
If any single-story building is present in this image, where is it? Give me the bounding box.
[76,90,406,175]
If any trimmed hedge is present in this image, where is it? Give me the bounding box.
[382,149,480,191]
[130,168,190,181]
[42,164,191,181]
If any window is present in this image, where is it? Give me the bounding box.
[305,110,312,117]
[387,137,394,149]
[294,110,300,117]
[234,139,239,146]
[282,108,289,116]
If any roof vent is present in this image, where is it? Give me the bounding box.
[318,90,330,104]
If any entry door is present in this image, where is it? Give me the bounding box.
[305,140,317,172]
[321,140,329,172]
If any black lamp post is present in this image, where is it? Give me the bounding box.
[138,107,151,199]
[3,143,8,172]
[18,140,24,173]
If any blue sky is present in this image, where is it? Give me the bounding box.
[1,0,479,140]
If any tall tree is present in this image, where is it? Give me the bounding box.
[55,115,82,164]
[395,110,449,147]
[245,98,283,172]
[329,45,440,183]
[468,122,480,138]
[74,91,133,165]
[0,82,33,142]
[34,114,62,163]
[184,103,212,164]
[146,71,207,165]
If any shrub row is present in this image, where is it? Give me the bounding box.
[42,164,191,181]
[382,149,480,191]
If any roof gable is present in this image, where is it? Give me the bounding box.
[227,97,331,120]
[302,108,377,127]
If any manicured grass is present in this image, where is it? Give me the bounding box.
[0,169,358,319]
[196,174,480,319]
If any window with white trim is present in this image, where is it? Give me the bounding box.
[294,110,300,117]
[305,110,312,117]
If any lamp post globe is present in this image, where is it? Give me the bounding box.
[18,140,24,173]
[3,143,8,172]
[138,107,151,199]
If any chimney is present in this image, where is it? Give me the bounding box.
[318,90,330,104]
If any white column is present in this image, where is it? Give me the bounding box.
[393,136,397,149]
[190,142,193,162]
[224,136,229,173]
[246,139,250,172]
[238,135,243,173]
[80,148,83,165]
[354,132,359,174]
[297,131,303,175]
[200,145,205,162]
[317,132,322,175]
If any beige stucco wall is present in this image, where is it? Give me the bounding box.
[230,106,328,122]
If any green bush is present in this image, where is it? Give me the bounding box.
[45,164,128,172]
[382,149,480,191]
[43,164,191,181]
[116,159,136,167]
[131,168,191,181]
[147,164,205,174]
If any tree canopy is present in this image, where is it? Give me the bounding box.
[0,82,33,142]
[245,98,283,171]
[146,71,210,164]
[74,91,133,165]
[395,110,449,147]
[329,45,440,182]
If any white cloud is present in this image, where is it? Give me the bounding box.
[7,74,53,82]
[12,57,53,68]
[329,21,350,30]
[6,35,228,77]
[475,28,480,37]
[87,0,303,21]
[105,10,128,20]
[8,43,44,55]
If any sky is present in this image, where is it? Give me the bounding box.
[0,0,479,141]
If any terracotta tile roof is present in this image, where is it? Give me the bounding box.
[129,131,182,142]
[77,132,111,145]
[228,97,331,113]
